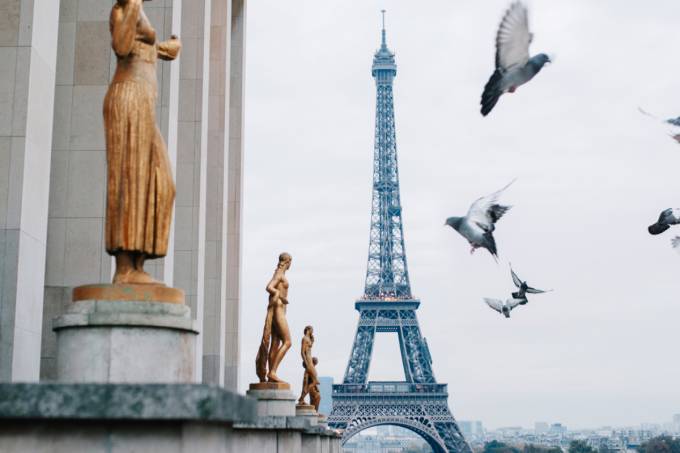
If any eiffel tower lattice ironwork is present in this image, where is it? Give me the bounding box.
[328,12,471,453]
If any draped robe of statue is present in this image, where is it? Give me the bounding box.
[104,0,180,262]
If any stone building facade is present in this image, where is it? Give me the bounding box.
[0,0,246,390]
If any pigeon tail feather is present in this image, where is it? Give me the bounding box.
[481,69,504,116]
[483,231,498,258]
[649,223,670,235]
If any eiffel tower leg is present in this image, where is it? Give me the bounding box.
[435,421,473,453]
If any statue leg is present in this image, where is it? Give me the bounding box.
[132,253,159,284]
[267,306,291,383]
[298,372,309,404]
[267,332,282,382]
[310,385,321,412]
[112,252,135,284]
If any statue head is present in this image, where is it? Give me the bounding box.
[278,252,292,270]
[304,325,313,336]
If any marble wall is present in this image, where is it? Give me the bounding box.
[0,0,61,381]
[0,0,246,389]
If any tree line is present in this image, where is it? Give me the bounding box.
[478,436,680,453]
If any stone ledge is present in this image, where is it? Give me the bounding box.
[246,388,296,400]
[53,300,198,333]
[0,383,255,424]
[234,415,342,438]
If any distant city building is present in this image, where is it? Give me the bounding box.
[535,422,550,434]
[343,426,430,453]
[318,376,333,415]
[460,421,484,438]
[550,423,568,435]
[673,414,680,433]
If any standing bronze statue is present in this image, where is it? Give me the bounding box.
[104,0,181,284]
[297,325,320,411]
[255,253,293,384]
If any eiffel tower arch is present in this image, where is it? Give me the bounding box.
[328,12,471,453]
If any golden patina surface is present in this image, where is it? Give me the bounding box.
[104,0,181,285]
[72,284,185,304]
[297,326,320,412]
[255,253,293,384]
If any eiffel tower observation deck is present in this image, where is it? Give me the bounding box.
[328,12,471,453]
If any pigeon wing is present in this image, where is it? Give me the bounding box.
[667,117,680,127]
[510,265,523,288]
[525,286,548,294]
[495,1,531,72]
[672,236,680,254]
[467,179,515,228]
[484,298,504,314]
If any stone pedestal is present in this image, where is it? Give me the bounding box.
[247,383,296,417]
[295,404,318,426]
[54,285,198,383]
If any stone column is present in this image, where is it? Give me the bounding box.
[39,0,178,380]
[224,0,247,391]
[201,0,232,387]
[199,0,246,390]
[0,0,61,381]
[173,0,212,381]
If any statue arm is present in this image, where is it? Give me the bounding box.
[110,1,141,58]
[266,274,281,299]
[157,36,181,61]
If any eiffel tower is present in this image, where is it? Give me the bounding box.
[327,12,471,453]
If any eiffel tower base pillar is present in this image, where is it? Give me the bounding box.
[247,383,296,417]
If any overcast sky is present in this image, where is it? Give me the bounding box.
[239,0,680,430]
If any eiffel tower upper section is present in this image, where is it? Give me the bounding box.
[363,12,412,301]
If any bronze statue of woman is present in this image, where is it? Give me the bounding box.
[104,0,181,284]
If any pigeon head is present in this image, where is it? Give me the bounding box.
[445,217,463,231]
[529,53,551,72]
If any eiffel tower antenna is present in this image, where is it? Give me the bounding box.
[381,9,386,46]
[328,13,471,453]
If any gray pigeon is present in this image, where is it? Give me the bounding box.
[445,180,515,259]
[483,297,524,318]
[481,1,551,116]
[510,264,550,303]
[648,208,680,235]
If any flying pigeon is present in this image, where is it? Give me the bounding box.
[638,108,680,145]
[445,180,515,259]
[648,208,680,235]
[510,264,550,303]
[483,297,524,318]
[480,1,551,116]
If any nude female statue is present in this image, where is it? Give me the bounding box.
[255,253,293,384]
[104,0,181,284]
